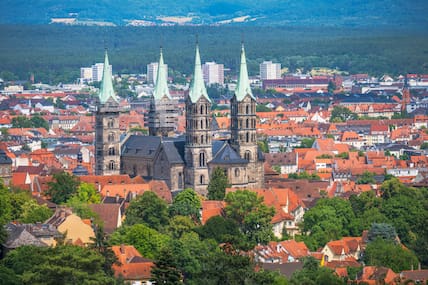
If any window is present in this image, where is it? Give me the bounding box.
[235,168,240,177]
[108,160,115,170]
[200,175,205,184]
[200,135,204,144]
[246,132,250,143]
[178,173,183,189]
[199,152,206,167]
[108,147,115,156]
[108,118,114,128]
[246,119,249,128]
[200,105,204,114]
[246,105,249,114]
[245,151,251,161]
[108,132,115,142]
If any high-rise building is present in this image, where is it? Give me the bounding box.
[147,62,168,84]
[202,61,224,86]
[260,61,281,80]
[80,67,93,83]
[92,62,112,82]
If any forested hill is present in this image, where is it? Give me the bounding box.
[0,0,427,28]
[1,25,428,84]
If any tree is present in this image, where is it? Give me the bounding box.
[30,115,49,130]
[420,142,428,149]
[364,238,419,272]
[71,182,101,204]
[125,191,169,230]
[196,215,245,246]
[296,138,315,148]
[289,256,343,285]
[258,138,269,153]
[207,167,230,200]
[169,188,201,221]
[166,215,196,239]
[367,223,397,243]
[256,104,272,112]
[46,171,80,204]
[109,224,170,259]
[224,190,275,247]
[300,198,357,250]
[330,106,358,122]
[18,199,52,223]
[151,248,182,285]
[356,171,376,184]
[0,187,12,249]
[2,245,117,284]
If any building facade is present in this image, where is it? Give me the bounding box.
[95,51,121,176]
[96,45,264,195]
[260,61,281,80]
[202,61,224,86]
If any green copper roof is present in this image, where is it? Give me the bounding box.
[153,48,171,100]
[235,44,255,102]
[189,45,211,103]
[98,50,118,104]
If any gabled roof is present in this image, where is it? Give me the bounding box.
[234,44,255,102]
[188,44,211,103]
[89,204,121,235]
[210,141,248,164]
[122,135,161,158]
[152,48,171,100]
[98,50,118,104]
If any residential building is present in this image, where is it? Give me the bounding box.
[80,67,93,83]
[260,61,281,80]
[202,61,224,85]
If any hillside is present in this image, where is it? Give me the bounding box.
[0,0,427,28]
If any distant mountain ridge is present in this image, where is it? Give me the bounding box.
[1,0,427,28]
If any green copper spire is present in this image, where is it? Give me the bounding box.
[98,50,118,104]
[235,44,255,102]
[153,48,171,100]
[189,44,211,103]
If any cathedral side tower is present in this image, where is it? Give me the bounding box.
[184,44,213,195]
[95,51,121,176]
[148,48,178,137]
[230,44,264,188]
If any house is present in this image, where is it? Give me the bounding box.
[264,152,298,174]
[89,204,122,235]
[321,237,363,262]
[356,266,398,285]
[45,207,95,245]
[111,245,154,285]
[400,269,428,284]
[254,240,310,264]
[200,200,226,225]
[2,223,62,257]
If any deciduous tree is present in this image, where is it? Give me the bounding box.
[46,171,79,204]
[207,167,230,200]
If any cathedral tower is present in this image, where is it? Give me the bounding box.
[95,50,121,175]
[184,44,213,195]
[230,44,264,188]
[148,48,178,137]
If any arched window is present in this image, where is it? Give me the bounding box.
[201,119,204,129]
[108,147,115,156]
[200,135,204,144]
[235,168,240,177]
[246,105,249,114]
[200,175,205,184]
[200,105,204,114]
[109,160,115,170]
[178,173,183,189]
[245,151,251,161]
[108,118,114,128]
[199,152,206,167]
[246,119,249,128]
[108,132,115,142]
[246,132,250,143]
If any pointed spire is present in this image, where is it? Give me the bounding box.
[235,43,255,102]
[153,47,171,100]
[98,50,118,104]
[189,44,211,103]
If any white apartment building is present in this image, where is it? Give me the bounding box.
[80,67,93,83]
[202,61,224,86]
[92,63,105,82]
[147,62,168,84]
[260,61,281,80]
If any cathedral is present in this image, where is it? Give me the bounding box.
[95,44,264,195]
